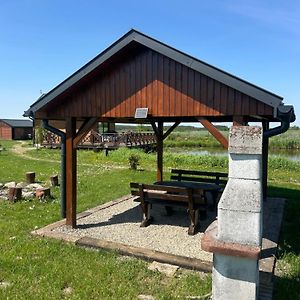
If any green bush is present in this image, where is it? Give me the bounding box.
[128,153,140,170]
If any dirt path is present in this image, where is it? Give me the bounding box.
[11,141,35,156]
[10,141,125,170]
[11,141,59,163]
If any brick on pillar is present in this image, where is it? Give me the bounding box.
[65,117,77,228]
[202,126,263,300]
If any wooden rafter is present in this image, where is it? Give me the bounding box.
[198,118,228,149]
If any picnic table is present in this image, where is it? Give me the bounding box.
[130,170,227,235]
[155,180,222,209]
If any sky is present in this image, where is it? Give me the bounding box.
[0,0,299,125]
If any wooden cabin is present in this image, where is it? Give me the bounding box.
[24,29,295,227]
[0,119,33,140]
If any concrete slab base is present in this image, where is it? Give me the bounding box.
[32,195,285,299]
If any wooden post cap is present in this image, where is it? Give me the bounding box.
[8,187,22,202]
[50,175,59,187]
[26,172,35,184]
[36,188,51,199]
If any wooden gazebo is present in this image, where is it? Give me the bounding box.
[24,29,295,228]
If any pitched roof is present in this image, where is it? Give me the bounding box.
[24,29,284,117]
[0,119,33,128]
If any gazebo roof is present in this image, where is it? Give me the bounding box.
[22,29,296,228]
[24,29,294,123]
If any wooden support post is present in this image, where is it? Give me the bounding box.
[198,119,228,149]
[262,121,269,200]
[151,121,180,182]
[151,121,164,182]
[66,117,77,228]
[157,121,164,182]
[108,122,115,133]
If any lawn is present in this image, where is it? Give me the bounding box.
[0,140,299,299]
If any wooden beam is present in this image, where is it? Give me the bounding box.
[198,119,228,149]
[156,121,164,182]
[66,117,77,228]
[163,121,181,140]
[233,116,247,126]
[73,117,98,147]
[262,121,269,200]
[150,121,159,138]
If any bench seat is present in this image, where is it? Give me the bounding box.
[130,182,206,235]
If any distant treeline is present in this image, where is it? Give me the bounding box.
[115,124,229,132]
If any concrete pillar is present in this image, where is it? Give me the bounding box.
[202,126,263,300]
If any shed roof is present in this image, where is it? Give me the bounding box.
[0,119,33,128]
[24,29,285,119]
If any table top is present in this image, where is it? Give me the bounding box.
[155,180,221,191]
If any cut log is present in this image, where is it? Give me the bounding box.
[8,187,22,202]
[50,175,59,187]
[26,172,35,184]
[36,188,51,199]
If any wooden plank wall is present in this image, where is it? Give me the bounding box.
[0,122,12,140]
[44,48,273,119]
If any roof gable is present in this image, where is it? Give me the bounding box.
[24,29,283,118]
[1,119,33,128]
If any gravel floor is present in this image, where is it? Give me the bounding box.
[54,196,215,262]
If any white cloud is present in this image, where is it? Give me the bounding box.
[227,1,300,36]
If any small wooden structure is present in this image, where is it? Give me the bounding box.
[0,119,33,140]
[42,130,156,150]
[24,29,295,228]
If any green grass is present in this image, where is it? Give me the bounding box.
[165,130,225,148]
[269,129,300,150]
[164,128,300,150]
[0,141,211,299]
[0,140,300,299]
[268,184,300,299]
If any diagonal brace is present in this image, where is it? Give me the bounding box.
[73,117,98,147]
[197,118,228,149]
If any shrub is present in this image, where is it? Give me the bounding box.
[128,154,140,170]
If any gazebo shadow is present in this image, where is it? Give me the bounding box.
[77,201,217,233]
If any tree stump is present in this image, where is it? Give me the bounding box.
[8,187,22,202]
[50,175,59,187]
[36,188,51,200]
[26,172,35,184]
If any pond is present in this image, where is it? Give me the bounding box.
[167,147,300,161]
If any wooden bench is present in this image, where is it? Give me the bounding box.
[170,169,228,207]
[130,182,206,235]
[171,169,228,186]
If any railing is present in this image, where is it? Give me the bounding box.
[42,130,157,149]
